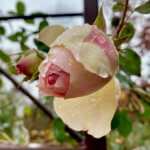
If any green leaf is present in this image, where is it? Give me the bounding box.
[16,1,25,15]
[0,78,3,89]
[8,65,17,74]
[113,2,125,12]
[8,31,28,44]
[34,39,49,53]
[0,50,10,63]
[0,26,5,35]
[39,20,49,31]
[53,119,66,144]
[0,132,12,142]
[8,11,17,16]
[113,2,131,12]
[136,101,150,119]
[133,87,150,104]
[135,1,150,14]
[53,119,77,145]
[24,107,32,116]
[93,6,106,32]
[112,111,132,137]
[8,32,23,42]
[120,49,141,75]
[111,111,120,130]
[116,72,134,87]
[20,42,29,51]
[114,34,131,47]
[24,19,35,24]
[30,71,39,82]
[118,22,135,42]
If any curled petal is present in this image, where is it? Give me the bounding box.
[38,46,111,98]
[38,25,65,47]
[51,24,119,77]
[54,78,120,138]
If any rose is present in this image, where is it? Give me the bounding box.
[16,51,42,78]
[38,24,120,138]
[38,24,119,98]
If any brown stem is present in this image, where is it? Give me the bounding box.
[114,0,129,38]
[0,66,82,143]
[80,134,107,150]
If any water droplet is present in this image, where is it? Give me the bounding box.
[98,65,109,78]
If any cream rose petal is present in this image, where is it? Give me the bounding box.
[51,24,119,77]
[38,25,65,47]
[54,78,119,138]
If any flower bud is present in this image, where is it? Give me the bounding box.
[38,24,119,98]
[16,51,42,77]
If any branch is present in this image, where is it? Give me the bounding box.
[0,13,83,21]
[114,0,129,38]
[0,66,82,143]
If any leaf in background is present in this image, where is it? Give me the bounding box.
[0,50,10,63]
[136,101,150,120]
[38,25,65,47]
[16,1,25,16]
[0,132,12,143]
[116,72,134,87]
[34,39,49,53]
[113,2,131,12]
[53,119,66,144]
[111,111,120,130]
[8,11,17,16]
[93,6,106,32]
[135,1,150,14]
[0,26,5,35]
[113,2,125,12]
[114,34,131,47]
[8,32,23,42]
[120,49,141,76]
[39,20,49,32]
[118,22,135,42]
[133,87,150,104]
[30,71,39,82]
[24,107,32,116]
[53,119,77,145]
[24,19,35,24]
[8,65,17,74]
[112,111,132,137]
[20,42,29,51]
[0,78,3,89]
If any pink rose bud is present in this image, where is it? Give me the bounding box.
[38,24,119,98]
[16,51,42,77]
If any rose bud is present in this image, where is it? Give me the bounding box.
[38,24,119,98]
[16,51,42,78]
[37,24,120,138]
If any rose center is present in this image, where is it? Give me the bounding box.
[48,73,59,85]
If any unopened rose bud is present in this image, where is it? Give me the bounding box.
[16,51,42,77]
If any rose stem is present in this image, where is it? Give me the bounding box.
[114,0,130,38]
